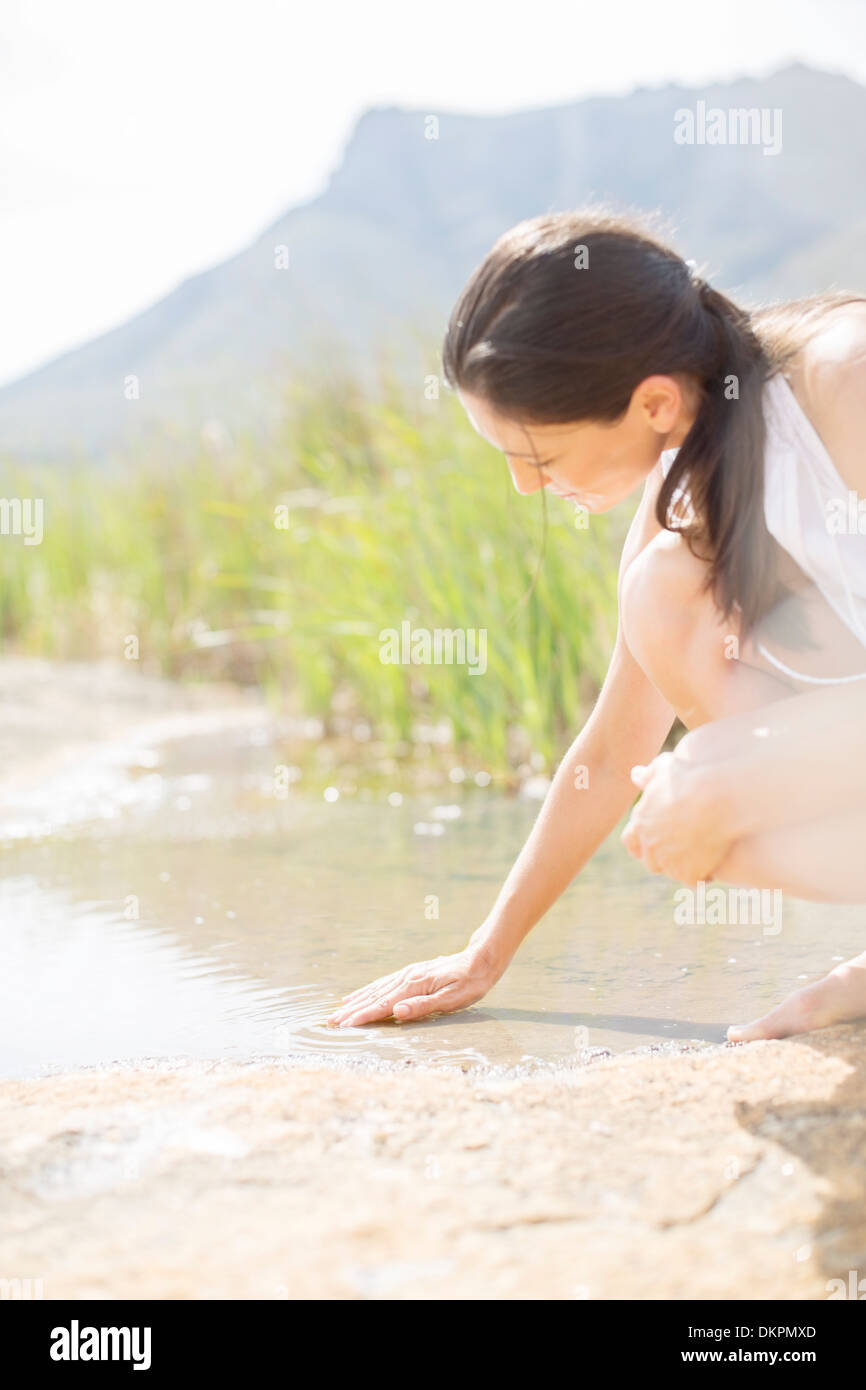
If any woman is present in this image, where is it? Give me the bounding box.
[329,210,866,1043]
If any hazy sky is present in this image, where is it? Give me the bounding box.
[2,0,864,386]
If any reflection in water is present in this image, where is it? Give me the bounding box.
[1,725,863,1078]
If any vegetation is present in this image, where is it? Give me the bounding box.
[0,373,625,773]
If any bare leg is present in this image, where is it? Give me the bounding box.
[622,529,866,1040]
[678,718,866,902]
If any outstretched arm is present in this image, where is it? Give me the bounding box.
[328,477,674,1027]
[328,632,673,1027]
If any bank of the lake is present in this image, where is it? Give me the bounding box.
[1,1027,864,1299]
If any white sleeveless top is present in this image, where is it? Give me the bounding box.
[659,372,866,681]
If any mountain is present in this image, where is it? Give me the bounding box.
[3,63,865,463]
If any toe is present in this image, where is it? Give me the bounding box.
[727,1017,775,1043]
[728,984,825,1044]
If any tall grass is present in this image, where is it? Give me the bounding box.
[0,373,625,772]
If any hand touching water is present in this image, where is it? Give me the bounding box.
[621,750,732,885]
[327,941,503,1028]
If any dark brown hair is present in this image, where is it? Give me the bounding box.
[442,209,862,634]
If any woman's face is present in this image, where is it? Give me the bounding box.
[458,375,697,512]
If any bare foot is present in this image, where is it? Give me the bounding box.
[727,952,866,1042]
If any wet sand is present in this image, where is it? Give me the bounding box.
[0,657,277,839]
[1,1028,864,1299]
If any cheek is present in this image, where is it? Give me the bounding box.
[563,439,606,489]
[553,440,600,486]
[586,422,650,489]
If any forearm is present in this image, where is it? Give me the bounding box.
[681,681,866,840]
[469,731,653,968]
[469,475,675,973]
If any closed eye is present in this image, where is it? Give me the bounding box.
[506,453,556,470]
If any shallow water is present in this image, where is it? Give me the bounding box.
[1,719,864,1078]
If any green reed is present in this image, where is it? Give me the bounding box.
[0,373,623,772]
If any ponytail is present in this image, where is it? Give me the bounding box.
[656,281,773,634]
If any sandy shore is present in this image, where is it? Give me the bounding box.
[2,1025,864,1300]
[0,658,273,802]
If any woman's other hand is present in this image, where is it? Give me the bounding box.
[620,750,731,884]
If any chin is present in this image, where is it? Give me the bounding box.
[577,494,613,514]
[595,476,646,511]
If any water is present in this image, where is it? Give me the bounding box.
[1,718,863,1078]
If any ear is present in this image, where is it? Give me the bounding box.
[633,375,684,436]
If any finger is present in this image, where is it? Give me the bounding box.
[340,969,405,1005]
[624,822,662,875]
[340,971,460,1027]
[630,764,651,789]
[394,987,462,1022]
[338,994,408,1027]
[328,973,406,1020]
[621,821,642,858]
[329,992,394,1024]
[637,835,664,874]
[337,978,432,1027]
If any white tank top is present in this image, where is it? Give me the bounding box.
[659,371,866,682]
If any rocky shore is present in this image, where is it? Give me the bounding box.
[1,1025,864,1300]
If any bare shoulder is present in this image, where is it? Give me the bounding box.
[617,461,665,591]
[793,301,866,492]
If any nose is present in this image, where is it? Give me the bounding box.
[506,457,546,496]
